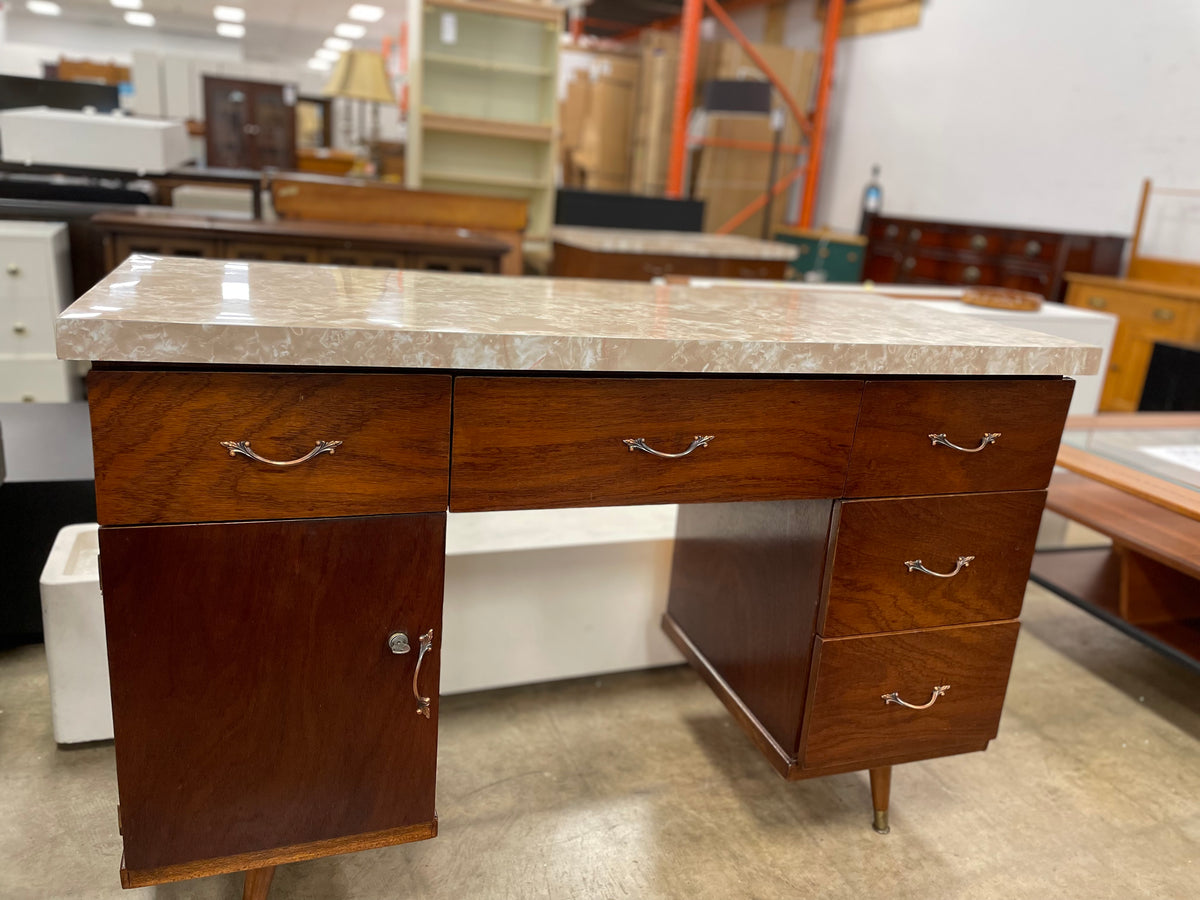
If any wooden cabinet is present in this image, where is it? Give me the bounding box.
[100,514,445,885]
[863,214,1124,302]
[203,76,297,171]
[1064,274,1200,411]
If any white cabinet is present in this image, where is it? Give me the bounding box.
[0,222,78,402]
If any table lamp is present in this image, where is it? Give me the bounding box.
[322,49,396,152]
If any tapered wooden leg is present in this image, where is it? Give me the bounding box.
[242,866,276,900]
[869,766,892,834]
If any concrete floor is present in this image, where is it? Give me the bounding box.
[1,583,1198,900]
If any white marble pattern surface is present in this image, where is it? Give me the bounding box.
[551,226,799,260]
[56,256,1101,375]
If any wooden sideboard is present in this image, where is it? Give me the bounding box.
[864,214,1125,301]
[57,258,1090,898]
[1064,274,1200,411]
[93,210,511,275]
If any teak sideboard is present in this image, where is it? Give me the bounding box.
[57,259,1089,899]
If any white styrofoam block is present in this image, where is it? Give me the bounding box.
[39,524,112,744]
[0,107,190,174]
[171,185,255,218]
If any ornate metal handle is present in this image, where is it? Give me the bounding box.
[623,435,714,459]
[928,432,1000,453]
[220,439,343,467]
[413,629,434,719]
[904,555,975,578]
[882,684,950,710]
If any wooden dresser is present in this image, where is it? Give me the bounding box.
[93,210,511,275]
[56,259,1094,898]
[1064,274,1200,411]
[864,214,1124,301]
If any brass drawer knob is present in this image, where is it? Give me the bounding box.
[928,432,1000,453]
[905,555,975,578]
[5,263,18,276]
[902,256,916,271]
[963,265,981,283]
[970,234,988,251]
[908,228,922,242]
[882,684,951,710]
[1024,240,1042,257]
[623,435,713,459]
[1154,308,1176,322]
[885,224,899,239]
[220,439,343,467]
[1087,296,1107,309]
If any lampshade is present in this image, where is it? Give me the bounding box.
[322,49,395,103]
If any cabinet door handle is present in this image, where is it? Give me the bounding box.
[1087,295,1107,309]
[928,432,1000,452]
[414,629,434,719]
[904,555,975,578]
[882,684,950,710]
[220,439,343,466]
[623,435,714,458]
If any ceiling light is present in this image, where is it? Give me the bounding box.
[315,48,341,62]
[26,1,62,15]
[324,36,352,51]
[110,0,143,10]
[216,22,245,38]
[213,5,245,22]
[124,10,155,26]
[348,4,384,22]
[334,22,366,39]
[308,58,333,71]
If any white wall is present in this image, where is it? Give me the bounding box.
[732,0,1200,242]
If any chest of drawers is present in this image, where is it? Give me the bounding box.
[57,258,1094,897]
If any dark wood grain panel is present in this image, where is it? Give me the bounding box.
[551,243,721,280]
[844,379,1073,497]
[820,490,1046,635]
[88,370,451,524]
[450,378,862,511]
[666,500,834,754]
[100,514,445,872]
[800,621,1020,770]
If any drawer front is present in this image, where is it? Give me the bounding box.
[714,259,790,280]
[89,370,452,524]
[800,621,1020,770]
[450,377,863,512]
[821,491,1046,636]
[844,379,1073,497]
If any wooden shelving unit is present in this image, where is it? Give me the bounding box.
[406,0,561,244]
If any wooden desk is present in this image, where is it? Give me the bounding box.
[56,259,1095,898]
[551,226,797,281]
[93,209,511,275]
[1064,274,1200,411]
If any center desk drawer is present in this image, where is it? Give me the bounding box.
[800,621,1020,771]
[844,379,1073,497]
[820,490,1046,636]
[450,377,863,512]
[88,371,452,524]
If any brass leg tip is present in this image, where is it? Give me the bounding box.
[873,810,890,834]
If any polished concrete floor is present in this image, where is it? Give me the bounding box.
[2,583,1198,900]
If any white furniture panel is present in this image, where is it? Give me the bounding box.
[0,108,189,174]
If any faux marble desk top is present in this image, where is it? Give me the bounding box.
[56,255,1100,376]
[551,226,799,261]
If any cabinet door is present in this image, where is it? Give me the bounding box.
[99,514,445,879]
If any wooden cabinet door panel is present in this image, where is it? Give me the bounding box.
[100,514,445,873]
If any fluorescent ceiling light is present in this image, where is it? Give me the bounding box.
[26,1,62,15]
[307,58,333,71]
[110,0,143,10]
[213,5,245,22]
[348,4,385,22]
[315,48,341,62]
[324,36,352,51]
[216,22,245,38]
[124,10,155,26]
[334,22,366,39]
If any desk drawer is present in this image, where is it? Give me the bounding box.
[821,491,1045,636]
[450,377,862,512]
[800,621,1019,770]
[844,379,1072,497]
[89,370,451,524]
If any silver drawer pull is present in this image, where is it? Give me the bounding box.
[623,435,714,458]
[414,629,434,719]
[928,432,1000,453]
[905,555,974,578]
[883,684,950,710]
[220,439,343,467]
